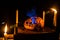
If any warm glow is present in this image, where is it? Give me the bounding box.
[16,9,18,27]
[51,8,57,27]
[51,8,57,14]
[43,11,45,27]
[4,24,7,35]
[24,17,44,30]
[36,17,44,28]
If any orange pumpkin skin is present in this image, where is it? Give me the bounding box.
[24,17,44,30]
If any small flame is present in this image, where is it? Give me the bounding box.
[51,8,57,14]
[4,24,7,35]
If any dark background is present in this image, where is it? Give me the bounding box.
[0,0,59,25]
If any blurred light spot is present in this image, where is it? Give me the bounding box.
[26,7,36,24]
[31,17,36,24]
[26,8,36,17]
[2,22,5,24]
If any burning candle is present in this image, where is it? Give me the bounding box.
[43,11,45,26]
[14,9,18,35]
[51,8,57,27]
[53,11,57,27]
[16,9,18,27]
[4,24,8,40]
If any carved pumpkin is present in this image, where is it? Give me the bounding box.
[24,17,44,30]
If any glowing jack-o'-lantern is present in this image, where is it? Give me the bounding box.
[24,17,44,30]
[36,17,44,28]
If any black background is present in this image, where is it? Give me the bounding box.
[0,0,59,25]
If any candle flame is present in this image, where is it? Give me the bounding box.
[4,24,7,34]
[51,8,57,14]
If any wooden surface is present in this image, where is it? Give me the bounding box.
[18,27,55,34]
